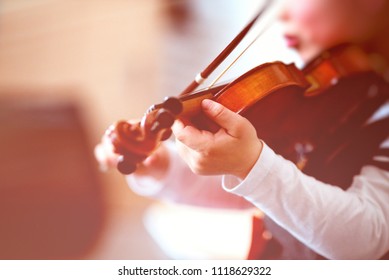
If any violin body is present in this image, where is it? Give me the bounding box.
[243,70,374,168]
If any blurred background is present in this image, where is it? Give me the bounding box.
[0,0,297,259]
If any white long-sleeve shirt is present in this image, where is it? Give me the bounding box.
[223,142,389,259]
[127,104,389,260]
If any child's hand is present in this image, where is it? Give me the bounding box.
[172,99,263,179]
[94,131,119,171]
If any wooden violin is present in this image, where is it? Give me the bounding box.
[107,43,372,174]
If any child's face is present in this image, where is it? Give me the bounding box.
[279,0,384,62]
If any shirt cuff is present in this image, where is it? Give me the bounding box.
[222,142,277,197]
[126,140,177,197]
[126,174,165,197]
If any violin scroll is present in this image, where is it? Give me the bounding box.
[108,97,183,174]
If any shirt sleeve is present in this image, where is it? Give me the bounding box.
[222,142,389,259]
[126,140,252,209]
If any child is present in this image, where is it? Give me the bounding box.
[95,0,389,259]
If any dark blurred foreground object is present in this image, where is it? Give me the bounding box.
[0,95,105,259]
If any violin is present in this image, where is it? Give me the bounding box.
[107,43,372,174]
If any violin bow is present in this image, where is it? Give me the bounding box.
[179,0,271,96]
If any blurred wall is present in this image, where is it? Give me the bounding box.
[0,0,164,128]
[0,0,168,260]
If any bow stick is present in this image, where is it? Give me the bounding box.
[179,0,271,96]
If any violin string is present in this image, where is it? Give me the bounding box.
[206,18,274,90]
